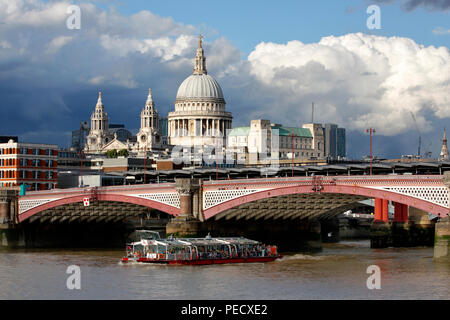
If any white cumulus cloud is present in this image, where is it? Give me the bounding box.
[245,33,450,135]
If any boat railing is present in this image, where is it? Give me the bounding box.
[166,253,192,261]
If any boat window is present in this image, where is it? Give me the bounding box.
[133,244,144,254]
[156,245,166,254]
[147,245,157,253]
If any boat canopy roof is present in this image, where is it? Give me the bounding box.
[132,236,261,247]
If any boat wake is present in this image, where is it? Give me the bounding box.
[277,254,324,262]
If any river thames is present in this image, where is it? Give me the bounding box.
[0,240,448,300]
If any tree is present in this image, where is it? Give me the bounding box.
[118,149,129,157]
[106,149,118,158]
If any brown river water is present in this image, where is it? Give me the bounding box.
[0,240,448,300]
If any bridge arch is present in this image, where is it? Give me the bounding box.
[19,193,180,223]
[202,184,449,220]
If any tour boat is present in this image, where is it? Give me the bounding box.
[121,230,282,265]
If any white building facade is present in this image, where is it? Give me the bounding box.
[227,120,325,162]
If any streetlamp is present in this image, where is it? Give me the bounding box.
[289,133,298,177]
[78,150,84,187]
[366,128,375,175]
[215,138,224,181]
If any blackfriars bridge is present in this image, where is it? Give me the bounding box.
[1,174,449,259]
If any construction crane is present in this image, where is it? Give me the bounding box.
[410,112,421,157]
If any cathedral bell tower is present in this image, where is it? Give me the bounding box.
[85,91,112,153]
[136,88,161,152]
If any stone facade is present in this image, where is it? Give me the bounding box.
[85,92,114,153]
[136,88,163,153]
[84,90,163,155]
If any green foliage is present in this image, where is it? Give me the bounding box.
[118,149,129,157]
[105,149,118,158]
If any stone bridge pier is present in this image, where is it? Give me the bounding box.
[0,188,22,247]
[166,178,204,237]
[434,173,450,261]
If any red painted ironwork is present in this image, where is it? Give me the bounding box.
[18,193,180,222]
[202,183,449,220]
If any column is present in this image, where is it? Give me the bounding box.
[374,198,382,221]
[371,198,392,248]
[382,199,389,222]
[392,202,411,247]
[179,192,191,217]
[394,202,403,222]
[394,203,408,222]
[166,178,202,237]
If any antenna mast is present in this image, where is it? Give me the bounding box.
[311,102,314,123]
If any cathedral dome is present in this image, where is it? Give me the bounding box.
[176,74,224,102]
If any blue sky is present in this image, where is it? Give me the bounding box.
[105,0,450,52]
[1,0,449,159]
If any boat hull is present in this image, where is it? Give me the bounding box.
[122,256,282,265]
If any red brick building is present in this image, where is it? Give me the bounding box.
[0,139,58,190]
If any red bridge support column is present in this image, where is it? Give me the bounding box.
[402,203,408,223]
[382,199,389,222]
[393,202,408,223]
[392,202,412,247]
[374,198,382,221]
[394,202,403,222]
[371,198,392,248]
